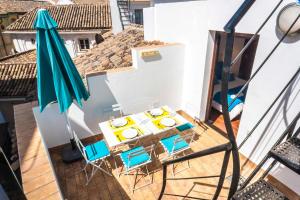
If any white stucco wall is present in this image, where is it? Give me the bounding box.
[144,0,300,194]
[33,43,185,148]
[144,1,209,119]
[10,32,97,58]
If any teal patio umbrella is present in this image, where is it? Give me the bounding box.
[34,9,89,162]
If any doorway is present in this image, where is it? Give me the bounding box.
[205,31,259,137]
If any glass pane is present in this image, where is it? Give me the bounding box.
[85,40,90,49]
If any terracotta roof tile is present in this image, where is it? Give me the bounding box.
[0,0,50,15]
[0,26,161,98]
[74,25,164,77]
[0,49,36,64]
[6,3,111,31]
[0,63,36,98]
[73,0,107,4]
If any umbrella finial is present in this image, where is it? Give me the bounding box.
[34,8,58,30]
[38,8,47,12]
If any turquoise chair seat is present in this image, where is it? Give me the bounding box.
[160,134,189,154]
[85,140,110,162]
[120,146,151,169]
[176,122,194,132]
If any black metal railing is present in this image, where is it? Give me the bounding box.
[158,143,232,200]
[228,12,300,109]
[238,112,300,190]
[117,0,131,30]
[158,0,300,199]
[238,67,300,149]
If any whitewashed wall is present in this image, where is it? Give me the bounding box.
[10,32,97,58]
[144,1,209,119]
[144,0,300,194]
[11,33,36,53]
[33,43,185,148]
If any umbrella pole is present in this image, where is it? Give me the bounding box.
[64,110,76,150]
[61,109,83,163]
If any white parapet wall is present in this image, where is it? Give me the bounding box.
[33,43,185,148]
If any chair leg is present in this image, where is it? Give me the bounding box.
[133,168,139,193]
[98,165,112,176]
[83,159,112,185]
[171,152,191,177]
[83,164,89,184]
[125,170,134,194]
[130,165,153,193]
[145,164,153,184]
[100,159,112,176]
[118,165,124,178]
[113,156,122,177]
[183,151,191,168]
[172,155,175,177]
[85,165,96,185]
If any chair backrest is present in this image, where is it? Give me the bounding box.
[172,132,195,153]
[176,122,195,132]
[73,132,88,161]
[127,144,154,167]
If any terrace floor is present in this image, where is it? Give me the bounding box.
[48,112,297,200]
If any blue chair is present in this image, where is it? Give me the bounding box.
[73,133,111,185]
[160,131,195,176]
[114,144,154,193]
[176,122,195,132]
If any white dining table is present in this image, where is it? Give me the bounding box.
[99,105,189,148]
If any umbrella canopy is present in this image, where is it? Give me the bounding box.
[34,9,89,113]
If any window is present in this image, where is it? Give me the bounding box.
[78,38,90,51]
[31,38,35,45]
[134,9,143,25]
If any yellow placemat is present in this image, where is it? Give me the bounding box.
[145,107,169,120]
[152,117,181,130]
[109,116,135,130]
[113,126,145,142]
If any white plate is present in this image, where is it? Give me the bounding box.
[122,128,138,139]
[112,118,127,127]
[150,108,163,116]
[160,118,176,127]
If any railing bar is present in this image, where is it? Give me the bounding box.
[238,67,300,149]
[221,27,240,199]
[239,113,300,190]
[224,0,256,32]
[228,13,300,108]
[212,150,231,200]
[166,175,220,181]
[164,193,210,200]
[158,143,231,200]
[230,0,284,67]
[231,35,258,67]
[259,159,277,180]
